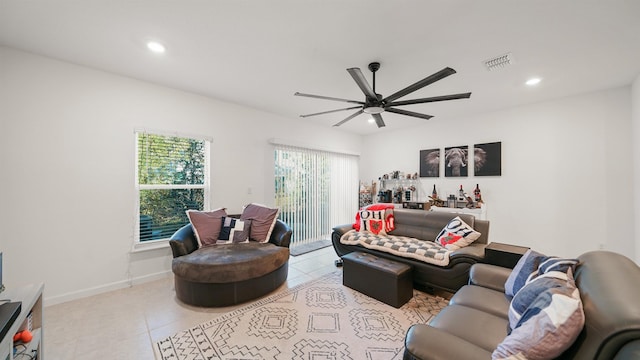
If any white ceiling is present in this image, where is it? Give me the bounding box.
[1,1,640,135]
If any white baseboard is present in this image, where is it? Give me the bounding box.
[43,270,172,306]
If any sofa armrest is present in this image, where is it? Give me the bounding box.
[468,263,512,292]
[613,340,640,360]
[332,223,354,237]
[404,324,492,360]
[269,219,292,248]
[450,243,486,260]
[169,224,199,258]
[473,219,490,245]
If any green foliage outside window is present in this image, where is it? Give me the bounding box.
[138,133,207,241]
[139,189,204,240]
[138,134,205,185]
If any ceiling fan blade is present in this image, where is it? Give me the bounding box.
[333,109,363,127]
[300,106,362,118]
[372,113,386,128]
[294,92,364,105]
[386,107,434,120]
[347,68,378,99]
[383,67,457,103]
[388,92,471,107]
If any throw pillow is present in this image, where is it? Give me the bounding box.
[383,208,396,232]
[359,209,387,235]
[508,270,574,331]
[353,204,395,231]
[240,203,279,243]
[504,249,548,298]
[218,217,251,243]
[435,216,481,250]
[186,208,227,247]
[538,257,579,277]
[494,271,584,359]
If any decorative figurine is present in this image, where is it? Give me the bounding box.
[465,194,476,209]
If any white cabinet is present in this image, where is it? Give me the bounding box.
[430,204,487,220]
[0,283,44,360]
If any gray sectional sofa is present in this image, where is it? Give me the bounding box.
[332,209,490,293]
[403,250,640,360]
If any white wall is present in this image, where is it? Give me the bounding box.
[0,47,362,304]
[633,74,640,263]
[1,45,636,306]
[361,87,634,259]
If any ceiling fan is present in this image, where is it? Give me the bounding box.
[295,62,471,128]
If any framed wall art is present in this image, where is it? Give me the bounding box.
[444,145,469,177]
[474,141,502,176]
[419,148,440,177]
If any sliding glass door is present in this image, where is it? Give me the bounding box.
[274,145,358,248]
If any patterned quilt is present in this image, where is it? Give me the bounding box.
[340,230,452,266]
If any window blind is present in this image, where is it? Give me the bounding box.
[136,131,210,242]
[274,145,359,248]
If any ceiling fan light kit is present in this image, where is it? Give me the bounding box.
[295,62,471,128]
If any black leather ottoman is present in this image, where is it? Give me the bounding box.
[342,251,413,308]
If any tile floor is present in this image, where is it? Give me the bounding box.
[44,246,341,360]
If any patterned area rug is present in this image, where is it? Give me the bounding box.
[155,271,448,360]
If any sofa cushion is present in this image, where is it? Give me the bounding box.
[404,324,494,360]
[240,203,279,243]
[386,210,476,241]
[218,217,251,243]
[172,242,289,283]
[435,216,481,250]
[186,208,227,247]
[430,304,509,352]
[495,271,584,359]
[450,285,510,319]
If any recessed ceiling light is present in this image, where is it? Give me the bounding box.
[368,118,375,124]
[146,41,166,54]
[526,77,541,86]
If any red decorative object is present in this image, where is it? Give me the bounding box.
[439,232,463,246]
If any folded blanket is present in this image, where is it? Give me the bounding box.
[340,230,451,266]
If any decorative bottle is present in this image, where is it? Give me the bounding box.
[458,185,465,199]
[474,184,482,202]
[431,184,438,199]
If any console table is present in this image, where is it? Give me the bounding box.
[0,283,44,360]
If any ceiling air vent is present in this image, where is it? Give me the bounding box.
[484,52,513,71]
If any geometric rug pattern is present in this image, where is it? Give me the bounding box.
[155,271,448,360]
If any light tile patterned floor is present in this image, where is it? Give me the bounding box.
[44,246,340,360]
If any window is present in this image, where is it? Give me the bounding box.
[274,145,359,248]
[135,130,210,243]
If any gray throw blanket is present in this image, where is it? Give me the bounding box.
[340,230,451,266]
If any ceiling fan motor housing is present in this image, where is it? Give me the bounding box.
[363,106,384,114]
[364,94,384,114]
